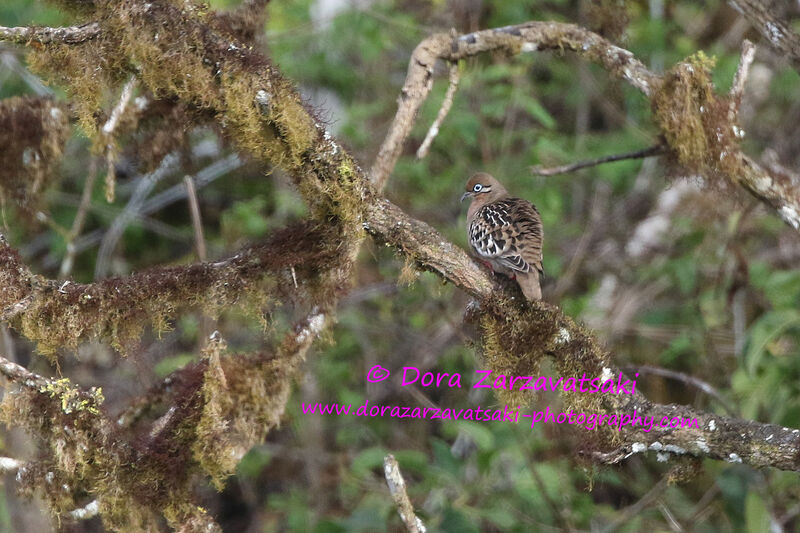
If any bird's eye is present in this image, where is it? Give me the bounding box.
[473,184,483,192]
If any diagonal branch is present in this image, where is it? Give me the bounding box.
[384,454,427,533]
[728,0,800,68]
[362,193,800,472]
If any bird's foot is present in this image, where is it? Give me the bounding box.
[476,258,494,272]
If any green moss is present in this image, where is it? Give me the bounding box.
[10,222,342,357]
[192,347,299,490]
[476,301,556,407]
[651,52,743,183]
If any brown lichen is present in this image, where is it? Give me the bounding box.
[0,241,34,312]
[585,0,630,41]
[651,52,743,185]
[0,96,70,214]
[11,222,342,357]
[192,343,301,489]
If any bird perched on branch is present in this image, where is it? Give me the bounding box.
[461,172,543,301]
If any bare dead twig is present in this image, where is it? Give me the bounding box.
[102,76,138,203]
[729,39,756,121]
[184,176,207,262]
[45,154,242,270]
[60,159,99,277]
[0,52,53,96]
[531,144,666,176]
[372,21,800,230]
[384,454,426,533]
[95,153,180,280]
[185,174,214,346]
[416,62,461,159]
[370,22,656,190]
[0,23,101,45]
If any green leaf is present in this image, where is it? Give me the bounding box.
[745,492,771,533]
[745,310,800,374]
[520,96,556,129]
[351,447,386,477]
[444,421,495,451]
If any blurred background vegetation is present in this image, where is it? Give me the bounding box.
[2,0,800,531]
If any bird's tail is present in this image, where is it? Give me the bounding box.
[517,270,542,301]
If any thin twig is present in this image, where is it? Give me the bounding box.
[416,62,460,159]
[729,39,756,122]
[185,174,213,346]
[600,476,669,533]
[60,158,99,277]
[531,144,665,176]
[103,76,138,203]
[41,154,241,269]
[183,176,207,262]
[623,365,735,415]
[384,454,426,533]
[0,52,52,96]
[0,23,101,45]
[94,153,180,280]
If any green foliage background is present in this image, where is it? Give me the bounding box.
[2,0,800,531]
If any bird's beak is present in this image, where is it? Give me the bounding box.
[460,192,471,203]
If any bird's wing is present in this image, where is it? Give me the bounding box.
[469,198,543,274]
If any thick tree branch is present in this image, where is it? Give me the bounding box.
[371,21,800,230]
[364,198,499,300]
[370,21,656,190]
[0,223,342,353]
[362,195,800,472]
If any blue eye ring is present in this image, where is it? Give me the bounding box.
[473,184,483,192]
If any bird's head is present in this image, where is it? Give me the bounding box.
[461,172,507,204]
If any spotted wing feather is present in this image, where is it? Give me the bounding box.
[469,198,543,275]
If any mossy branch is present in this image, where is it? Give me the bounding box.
[0,222,342,356]
[2,4,800,530]
[366,189,800,472]
[0,308,328,531]
[372,20,800,230]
